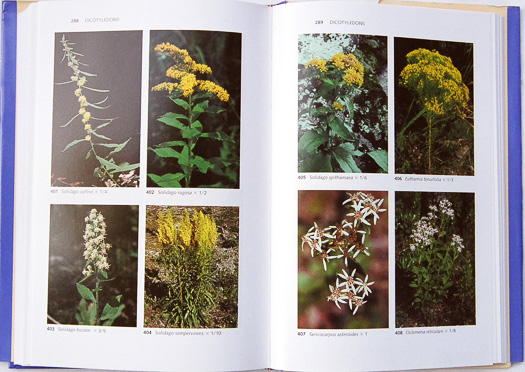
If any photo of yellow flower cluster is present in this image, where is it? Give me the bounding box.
[395,38,474,176]
[147,31,241,188]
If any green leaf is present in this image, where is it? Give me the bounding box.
[62,138,86,152]
[96,156,118,170]
[83,86,109,93]
[85,149,92,160]
[192,156,213,174]
[110,162,140,173]
[156,140,186,149]
[158,112,188,130]
[107,139,130,157]
[299,152,332,172]
[332,144,362,173]
[182,127,200,139]
[95,121,113,130]
[329,117,353,140]
[151,147,181,158]
[298,131,327,153]
[171,98,190,110]
[200,131,234,142]
[100,303,120,321]
[60,113,80,128]
[344,97,355,121]
[100,270,108,279]
[90,130,111,141]
[76,283,96,302]
[148,173,184,187]
[178,146,190,168]
[205,105,226,114]
[367,149,388,173]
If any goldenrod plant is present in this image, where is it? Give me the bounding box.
[149,42,237,188]
[298,34,388,173]
[76,209,124,326]
[56,35,139,187]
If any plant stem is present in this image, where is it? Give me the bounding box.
[428,117,432,173]
[94,268,100,325]
[184,95,194,187]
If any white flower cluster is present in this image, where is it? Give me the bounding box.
[409,198,463,253]
[82,208,111,276]
[301,192,386,314]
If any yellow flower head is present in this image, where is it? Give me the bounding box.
[332,101,344,111]
[153,42,229,102]
[85,135,91,141]
[330,52,364,87]
[84,124,91,131]
[399,48,470,118]
[82,111,91,124]
[305,58,328,72]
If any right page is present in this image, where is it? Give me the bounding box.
[270,2,508,371]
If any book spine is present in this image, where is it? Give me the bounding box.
[507,5,523,364]
[0,0,17,363]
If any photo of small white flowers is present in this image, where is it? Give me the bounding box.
[395,192,475,327]
[52,31,141,187]
[47,205,138,327]
[298,190,388,329]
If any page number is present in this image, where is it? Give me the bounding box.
[315,20,323,25]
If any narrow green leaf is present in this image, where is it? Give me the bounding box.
[90,130,111,141]
[200,131,234,142]
[78,70,97,77]
[62,138,86,152]
[107,138,130,157]
[85,149,92,160]
[344,97,355,121]
[110,162,140,173]
[156,140,186,149]
[329,117,353,140]
[96,156,118,170]
[76,283,96,302]
[205,105,226,114]
[83,86,109,93]
[95,121,113,130]
[367,149,388,173]
[60,113,80,128]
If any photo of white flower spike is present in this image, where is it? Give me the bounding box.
[300,191,386,316]
[82,208,111,274]
[76,208,124,326]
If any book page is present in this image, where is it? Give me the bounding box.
[11,0,272,371]
[270,2,505,371]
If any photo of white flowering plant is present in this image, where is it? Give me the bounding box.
[47,205,138,327]
[298,190,388,329]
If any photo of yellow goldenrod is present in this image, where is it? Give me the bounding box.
[147,31,241,188]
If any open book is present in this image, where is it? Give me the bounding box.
[0,0,522,371]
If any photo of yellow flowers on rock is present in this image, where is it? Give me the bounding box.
[298,190,388,329]
[52,32,141,187]
[395,38,474,175]
[148,31,241,188]
[395,192,475,327]
[47,204,138,327]
[298,34,388,173]
[144,205,239,328]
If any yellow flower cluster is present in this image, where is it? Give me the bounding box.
[330,52,364,87]
[152,42,229,102]
[305,58,328,72]
[399,48,470,118]
[156,210,178,247]
[156,208,217,253]
[332,101,344,111]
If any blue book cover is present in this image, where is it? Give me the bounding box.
[0,0,17,363]
[507,5,523,364]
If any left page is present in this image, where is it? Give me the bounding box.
[11,1,272,371]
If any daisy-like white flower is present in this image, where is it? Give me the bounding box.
[319,248,341,271]
[327,279,348,309]
[301,234,321,256]
[338,245,355,267]
[347,208,371,227]
[352,242,370,258]
[337,268,358,292]
[364,198,387,225]
[355,274,374,296]
[344,287,358,310]
[352,297,367,315]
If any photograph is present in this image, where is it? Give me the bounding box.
[298,34,388,174]
[144,205,239,328]
[395,191,475,327]
[147,31,241,188]
[298,190,388,329]
[395,38,474,175]
[51,31,142,187]
[47,204,138,327]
